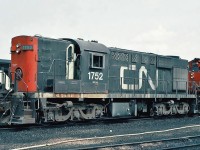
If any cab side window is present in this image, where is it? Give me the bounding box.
[90,53,105,69]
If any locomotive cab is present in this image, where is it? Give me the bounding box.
[61,39,109,94]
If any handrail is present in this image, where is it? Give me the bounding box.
[0,71,28,103]
[38,55,80,74]
[2,88,13,101]
[10,71,28,93]
[36,57,197,96]
[109,76,194,95]
[0,71,7,90]
[37,68,196,96]
[38,57,81,92]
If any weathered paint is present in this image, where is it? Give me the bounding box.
[11,36,38,92]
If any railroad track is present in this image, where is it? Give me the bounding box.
[0,115,189,130]
[0,116,152,130]
[81,135,200,150]
[12,124,200,150]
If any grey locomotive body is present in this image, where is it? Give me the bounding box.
[0,36,197,125]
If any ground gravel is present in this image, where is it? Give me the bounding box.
[0,116,200,149]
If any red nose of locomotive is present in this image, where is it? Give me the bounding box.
[11,36,38,92]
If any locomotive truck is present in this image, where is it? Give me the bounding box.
[0,35,199,125]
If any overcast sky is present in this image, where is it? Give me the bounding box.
[0,0,200,60]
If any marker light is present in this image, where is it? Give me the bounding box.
[16,43,21,48]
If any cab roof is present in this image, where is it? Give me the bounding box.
[62,38,110,54]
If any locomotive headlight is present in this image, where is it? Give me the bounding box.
[15,68,23,80]
[16,43,22,54]
[16,48,21,54]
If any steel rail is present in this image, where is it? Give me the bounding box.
[162,143,200,150]
[76,135,200,150]
[0,116,152,130]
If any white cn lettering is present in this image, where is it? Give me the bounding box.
[120,65,158,90]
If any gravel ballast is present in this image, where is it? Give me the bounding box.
[1,116,200,149]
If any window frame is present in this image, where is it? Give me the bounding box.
[90,53,105,69]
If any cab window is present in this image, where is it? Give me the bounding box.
[90,53,104,69]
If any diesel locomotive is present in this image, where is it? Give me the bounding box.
[0,35,199,125]
[188,58,200,91]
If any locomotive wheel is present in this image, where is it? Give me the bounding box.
[149,108,154,117]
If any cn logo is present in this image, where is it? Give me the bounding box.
[120,65,158,90]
